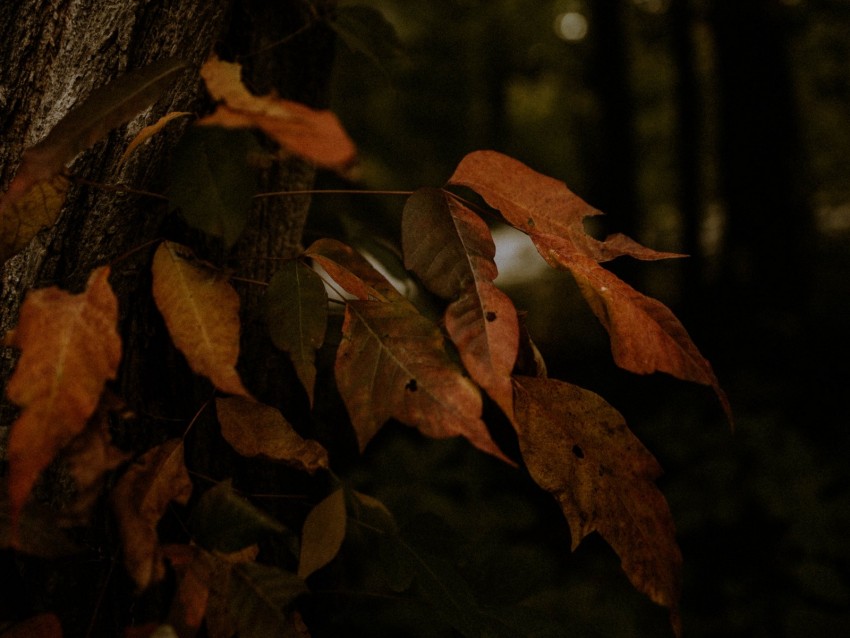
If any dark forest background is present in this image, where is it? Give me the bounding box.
[308,0,850,636]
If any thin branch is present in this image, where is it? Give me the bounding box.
[254,189,415,199]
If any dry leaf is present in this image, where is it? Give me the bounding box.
[112,439,193,589]
[5,266,120,521]
[305,237,404,303]
[152,241,251,399]
[198,55,356,173]
[337,299,509,463]
[513,376,682,636]
[0,59,186,261]
[402,187,519,416]
[119,111,192,166]
[449,150,730,422]
[298,487,346,579]
[216,397,329,474]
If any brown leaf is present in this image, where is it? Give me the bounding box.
[336,299,509,463]
[449,151,730,422]
[119,111,193,166]
[61,409,131,523]
[402,188,519,416]
[0,613,63,638]
[216,397,329,474]
[512,376,682,636]
[152,241,251,399]
[0,175,70,263]
[112,439,193,590]
[305,237,404,302]
[198,55,356,173]
[448,150,683,262]
[165,545,213,638]
[5,266,121,521]
[0,59,187,261]
[298,487,346,579]
[535,240,731,421]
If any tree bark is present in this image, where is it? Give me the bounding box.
[0,1,337,633]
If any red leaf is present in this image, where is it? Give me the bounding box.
[449,151,730,422]
[513,376,682,636]
[336,299,509,463]
[5,266,120,521]
[402,188,519,416]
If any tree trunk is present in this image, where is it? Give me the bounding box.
[0,1,337,633]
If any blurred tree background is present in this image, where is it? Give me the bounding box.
[307,0,850,636]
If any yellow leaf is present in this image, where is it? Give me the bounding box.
[216,397,329,473]
[151,241,251,399]
[298,488,346,579]
[112,439,192,590]
[5,266,120,521]
[0,175,69,262]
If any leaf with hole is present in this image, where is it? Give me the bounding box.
[403,187,519,416]
[512,375,682,636]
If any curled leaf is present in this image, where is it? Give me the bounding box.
[112,439,193,589]
[5,266,120,520]
[152,241,251,399]
[199,55,356,173]
[305,237,403,302]
[513,376,682,636]
[216,397,328,474]
[119,110,193,166]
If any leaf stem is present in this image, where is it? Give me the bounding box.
[254,189,414,199]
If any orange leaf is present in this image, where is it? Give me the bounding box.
[198,55,356,173]
[449,151,730,422]
[216,397,329,474]
[112,439,193,589]
[5,266,120,520]
[448,150,683,262]
[535,240,731,421]
[119,110,193,166]
[152,241,251,399]
[513,376,682,636]
[337,299,509,463]
[0,59,187,261]
[402,188,519,416]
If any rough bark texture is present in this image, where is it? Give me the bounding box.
[0,1,338,633]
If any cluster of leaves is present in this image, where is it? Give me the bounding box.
[0,41,728,638]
